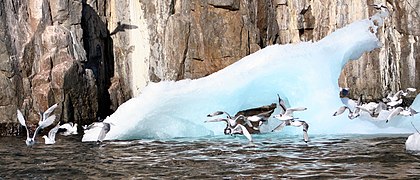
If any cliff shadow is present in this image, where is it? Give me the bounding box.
[81,1,114,119]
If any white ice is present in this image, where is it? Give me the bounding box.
[83,11,420,142]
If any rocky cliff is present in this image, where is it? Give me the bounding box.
[0,0,418,135]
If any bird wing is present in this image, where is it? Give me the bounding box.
[59,123,72,130]
[34,114,56,138]
[272,121,287,132]
[277,94,287,114]
[357,106,373,117]
[48,123,61,141]
[17,109,26,127]
[97,123,111,142]
[285,107,307,117]
[303,130,309,143]
[357,94,364,106]
[333,106,348,116]
[236,124,253,142]
[204,118,228,123]
[43,103,58,119]
[386,107,403,123]
[17,109,30,139]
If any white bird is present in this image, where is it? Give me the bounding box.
[272,94,309,142]
[205,114,253,142]
[17,109,56,146]
[273,94,307,120]
[272,119,309,143]
[59,122,78,136]
[38,103,58,126]
[42,123,61,144]
[400,107,419,117]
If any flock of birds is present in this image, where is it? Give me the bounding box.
[333,87,418,123]
[205,86,419,143]
[16,104,110,147]
[205,94,309,143]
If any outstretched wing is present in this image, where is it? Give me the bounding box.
[333,106,350,116]
[302,122,309,143]
[17,109,30,139]
[97,123,111,142]
[204,118,228,123]
[284,107,307,117]
[236,124,253,142]
[277,94,287,114]
[48,123,61,142]
[207,111,232,119]
[272,121,287,132]
[43,103,58,119]
[16,109,26,127]
[386,107,403,123]
[34,114,56,138]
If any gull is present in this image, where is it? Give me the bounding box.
[272,94,309,142]
[271,119,309,143]
[400,107,419,117]
[59,122,78,136]
[273,94,307,120]
[17,109,56,146]
[42,123,61,145]
[236,109,274,131]
[205,113,253,142]
[38,103,58,126]
[369,4,388,11]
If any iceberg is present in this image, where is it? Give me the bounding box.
[406,133,420,152]
[83,11,420,142]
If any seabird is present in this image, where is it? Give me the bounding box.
[38,103,58,126]
[369,4,388,11]
[271,119,309,143]
[17,109,56,146]
[42,123,61,145]
[205,115,253,142]
[272,94,309,142]
[273,94,307,120]
[59,122,78,136]
[400,107,419,117]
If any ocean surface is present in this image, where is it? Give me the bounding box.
[1,133,420,179]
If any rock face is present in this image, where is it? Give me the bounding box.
[0,0,419,135]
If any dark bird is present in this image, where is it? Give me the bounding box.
[109,21,138,36]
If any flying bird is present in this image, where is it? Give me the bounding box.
[42,123,61,145]
[272,119,309,143]
[17,109,56,146]
[59,122,78,136]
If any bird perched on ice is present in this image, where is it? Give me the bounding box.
[42,123,61,145]
[38,103,58,126]
[272,94,309,143]
[17,109,56,146]
[206,111,253,142]
[59,122,78,136]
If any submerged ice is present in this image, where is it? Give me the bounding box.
[83,12,420,142]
